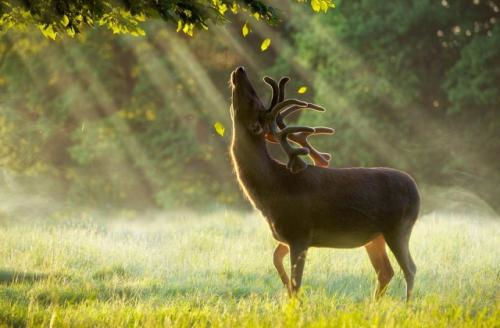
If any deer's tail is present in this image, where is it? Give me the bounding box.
[405,176,421,227]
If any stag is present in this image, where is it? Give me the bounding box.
[229,67,420,301]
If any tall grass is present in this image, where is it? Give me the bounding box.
[0,211,498,327]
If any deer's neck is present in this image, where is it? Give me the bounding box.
[230,125,276,207]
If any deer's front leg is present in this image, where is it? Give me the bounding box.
[289,243,308,296]
[273,243,291,295]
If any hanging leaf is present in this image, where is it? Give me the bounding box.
[242,23,250,37]
[297,86,308,94]
[0,2,334,37]
[218,3,228,15]
[311,0,321,12]
[231,3,239,14]
[39,24,57,40]
[214,122,225,136]
[67,27,76,37]
[130,28,146,37]
[311,0,335,12]
[261,38,271,51]
[61,15,70,27]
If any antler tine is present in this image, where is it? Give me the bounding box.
[263,76,279,111]
[268,116,315,172]
[278,126,314,174]
[267,99,309,122]
[278,127,314,159]
[312,127,335,134]
[282,103,325,116]
[276,103,325,129]
[279,126,315,135]
[278,77,290,102]
[288,127,335,167]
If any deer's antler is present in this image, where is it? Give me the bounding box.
[262,76,335,173]
[288,127,335,168]
[264,76,279,110]
[264,76,291,111]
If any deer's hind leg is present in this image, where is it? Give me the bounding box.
[384,230,417,302]
[365,234,394,300]
[273,243,291,295]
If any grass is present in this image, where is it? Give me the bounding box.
[0,211,498,327]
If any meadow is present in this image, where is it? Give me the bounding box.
[0,211,498,327]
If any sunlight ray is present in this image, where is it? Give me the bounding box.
[56,35,164,203]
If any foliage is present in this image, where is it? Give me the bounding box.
[0,0,498,213]
[274,0,500,213]
[0,27,241,210]
[444,25,500,113]
[0,212,498,326]
[0,0,335,39]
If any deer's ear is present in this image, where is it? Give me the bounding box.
[249,122,263,135]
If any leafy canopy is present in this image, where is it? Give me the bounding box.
[277,0,499,213]
[0,0,335,39]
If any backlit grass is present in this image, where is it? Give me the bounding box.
[0,211,498,327]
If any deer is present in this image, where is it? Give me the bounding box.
[229,66,420,301]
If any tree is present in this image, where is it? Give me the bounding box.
[1,17,295,210]
[0,0,335,39]
[275,0,500,214]
[0,0,336,211]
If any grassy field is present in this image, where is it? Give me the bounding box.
[0,211,498,327]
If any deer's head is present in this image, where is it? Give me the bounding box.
[230,66,335,173]
[230,66,267,137]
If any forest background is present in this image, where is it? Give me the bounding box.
[0,0,498,217]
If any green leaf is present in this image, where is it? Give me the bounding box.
[214,122,225,136]
[311,0,321,12]
[39,24,57,40]
[298,86,308,94]
[0,1,329,37]
[61,15,70,27]
[130,28,146,37]
[311,0,335,12]
[242,23,250,37]
[261,38,271,51]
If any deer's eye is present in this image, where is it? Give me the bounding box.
[249,122,263,135]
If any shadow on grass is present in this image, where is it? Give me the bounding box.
[22,271,382,306]
[0,268,438,306]
[0,269,48,284]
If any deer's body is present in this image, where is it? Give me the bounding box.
[230,67,420,301]
[232,132,419,249]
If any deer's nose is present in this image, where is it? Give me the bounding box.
[232,66,247,85]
